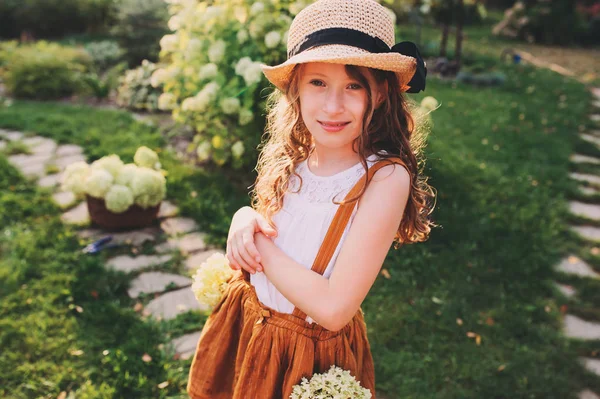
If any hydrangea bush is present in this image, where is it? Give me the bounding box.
[290,365,372,399]
[152,0,307,168]
[61,146,166,213]
[116,60,164,111]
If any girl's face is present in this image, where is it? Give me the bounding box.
[297,62,374,153]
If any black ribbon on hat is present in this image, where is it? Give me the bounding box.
[288,27,427,93]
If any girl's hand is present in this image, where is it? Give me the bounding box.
[226,206,278,274]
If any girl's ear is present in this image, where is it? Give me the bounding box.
[375,80,389,108]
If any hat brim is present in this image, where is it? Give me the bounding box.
[260,44,417,93]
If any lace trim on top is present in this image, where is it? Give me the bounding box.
[288,152,384,204]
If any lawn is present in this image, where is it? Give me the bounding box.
[1,18,600,399]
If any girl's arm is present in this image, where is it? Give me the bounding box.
[254,164,411,331]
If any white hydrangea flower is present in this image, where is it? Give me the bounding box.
[202,82,220,99]
[131,168,166,208]
[84,168,114,199]
[203,5,224,22]
[236,29,249,44]
[289,1,306,15]
[61,161,91,196]
[220,97,241,115]
[232,141,245,158]
[158,92,177,110]
[242,62,263,86]
[115,163,139,187]
[168,14,182,31]
[150,68,169,87]
[91,154,124,178]
[264,31,281,48]
[248,20,264,39]
[196,141,212,161]
[420,96,439,112]
[199,63,218,80]
[191,253,234,309]
[235,57,253,76]
[134,146,160,170]
[105,185,134,213]
[186,38,203,54]
[250,2,265,16]
[290,365,372,399]
[208,39,226,63]
[160,34,179,53]
[238,109,254,126]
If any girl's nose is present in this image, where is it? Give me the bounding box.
[322,89,345,115]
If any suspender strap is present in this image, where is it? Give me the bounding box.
[291,157,406,320]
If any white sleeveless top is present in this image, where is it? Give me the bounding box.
[250,151,387,323]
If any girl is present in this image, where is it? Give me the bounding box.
[187,0,436,398]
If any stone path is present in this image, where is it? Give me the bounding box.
[560,87,600,399]
[1,127,224,362]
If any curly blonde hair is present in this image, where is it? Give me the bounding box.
[250,63,437,248]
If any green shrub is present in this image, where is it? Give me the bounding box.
[0,0,119,40]
[110,0,169,67]
[116,60,163,111]
[4,42,92,100]
[84,40,125,72]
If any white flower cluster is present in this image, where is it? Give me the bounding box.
[235,57,263,86]
[181,82,220,112]
[290,365,372,399]
[191,253,235,309]
[420,96,440,112]
[61,146,167,213]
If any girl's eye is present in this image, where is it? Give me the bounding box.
[308,80,363,90]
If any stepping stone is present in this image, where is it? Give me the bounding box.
[52,191,77,209]
[556,255,600,278]
[593,88,600,101]
[157,200,179,218]
[157,232,209,256]
[170,331,201,360]
[591,115,600,123]
[554,282,576,298]
[38,173,62,189]
[77,227,160,246]
[571,154,600,165]
[581,133,600,147]
[570,201,600,221]
[581,357,600,376]
[28,138,57,155]
[127,271,191,298]
[0,130,24,141]
[8,153,52,168]
[55,154,87,170]
[60,202,90,225]
[0,140,6,150]
[580,186,600,196]
[106,254,173,273]
[20,163,48,178]
[55,144,84,157]
[160,217,199,236]
[564,314,600,340]
[593,101,600,109]
[571,225,600,243]
[185,249,225,271]
[570,173,600,187]
[579,389,600,399]
[144,287,208,320]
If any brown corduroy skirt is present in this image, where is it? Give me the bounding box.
[186,272,376,399]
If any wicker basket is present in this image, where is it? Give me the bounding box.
[86,195,161,231]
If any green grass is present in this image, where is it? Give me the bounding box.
[1,54,599,398]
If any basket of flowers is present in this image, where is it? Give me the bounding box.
[61,146,167,230]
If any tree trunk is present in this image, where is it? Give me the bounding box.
[454,0,465,68]
[440,23,450,57]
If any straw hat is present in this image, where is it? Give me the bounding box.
[260,0,427,93]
